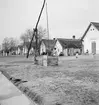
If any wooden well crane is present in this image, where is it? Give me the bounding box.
[26,0,46,64]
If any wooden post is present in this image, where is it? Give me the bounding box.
[26,0,46,59]
[34,29,38,64]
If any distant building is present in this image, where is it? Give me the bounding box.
[54,37,82,56]
[81,22,99,54]
[16,42,35,55]
[16,45,23,55]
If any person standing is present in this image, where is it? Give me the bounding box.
[76,52,78,58]
[53,48,58,56]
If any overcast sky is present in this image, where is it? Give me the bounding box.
[0,0,99,45]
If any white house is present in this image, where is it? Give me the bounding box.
[40,40,46,54]
[81,22,99,54]
[16,42,35,55]
[40,39,56,55]
[22,42,35,55]
[54,38,82,56]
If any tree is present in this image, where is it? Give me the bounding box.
[2,37,10,55]
[37,26,47,40]
[20,26,47,43]
[2,37,17,55]
[20,26,47,54]
[20,29,33,43]
[20,29,33,54]
[9,37,17,52]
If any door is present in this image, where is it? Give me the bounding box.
[91,41,96,54]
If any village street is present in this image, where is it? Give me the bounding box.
[0,54,99,105]
[1,0,99,104]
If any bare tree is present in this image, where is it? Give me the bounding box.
[9,37,17,52]
[20,26,47,43]
[2,37,10,55]
[26,29,33,41]
[20,29,33,54]
[37,26,47,40]
[20,26,47,54]
[2,37,17,56]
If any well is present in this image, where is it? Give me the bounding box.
[42,55,58,66]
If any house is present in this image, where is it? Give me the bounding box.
[81,22,99,54]
[23,42,36,55]
[40,39,56,55]
[16,45,23,55]
[54,37,82,56]
[16,42,35,55]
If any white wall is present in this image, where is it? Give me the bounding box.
[40,42,46,54]
[29,48,34,54]
[63,49,68,56]
[54,40,63,55]
[83,24,99,54]
[17,47,21,54]
[23,46,28,54]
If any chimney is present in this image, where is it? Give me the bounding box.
[73,35,75,39]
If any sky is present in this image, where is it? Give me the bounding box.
[0,0,99,45]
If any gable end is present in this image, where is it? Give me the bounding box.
[81,22,99,40]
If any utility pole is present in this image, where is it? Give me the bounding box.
[46,2,49,40]
[46,2,50,54]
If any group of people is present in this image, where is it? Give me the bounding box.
[42,49,96,58]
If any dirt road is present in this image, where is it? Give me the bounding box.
[0,55,99,105]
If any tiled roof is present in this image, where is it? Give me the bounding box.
[81,22,99,40]
[42,39,56,49]
[57,38,82,48]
